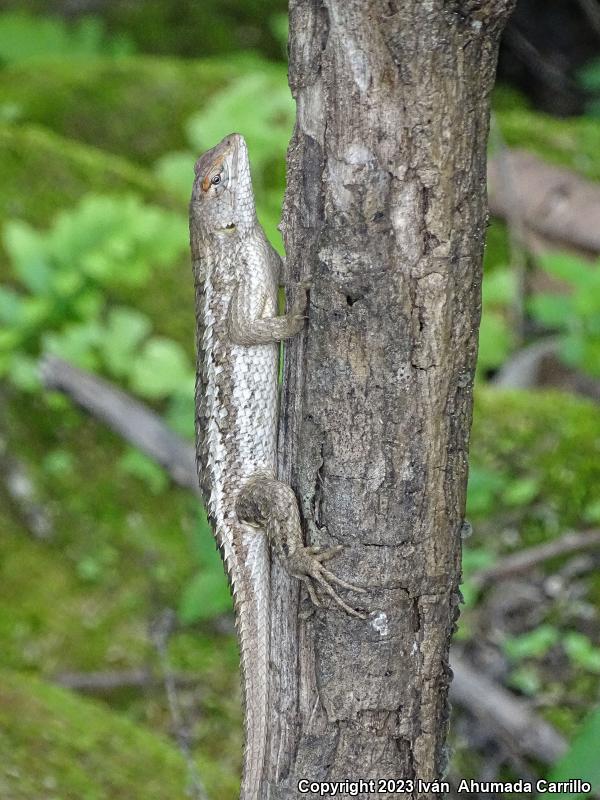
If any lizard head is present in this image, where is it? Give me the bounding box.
[190,133,256,237]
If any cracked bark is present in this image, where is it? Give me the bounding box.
[267,2,515,799]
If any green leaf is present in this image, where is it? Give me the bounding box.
[7,353,40,392]
[560,332,587,372]
[99,306,152,379]
[178,570,232,624]
[502,476,540,507]
[482,267,516,307]
[130,337,194,400]
[165,391,195,440]
[504,625,560,661]
[583,499,600,524]
[541,708,600,799]
[3,220,52,294]
[460,548,496,608]
[538,252,596,291]
[508,665,541,696]
[42,321,103,371]
[0,286,25,326]
[477,311,513,372]
[118,449,168,495]
[529,294,571,329]
[466,466,508,517]
[563,633,600,673]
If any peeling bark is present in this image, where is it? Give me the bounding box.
[268,2,515,798]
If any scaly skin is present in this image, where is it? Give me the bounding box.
[189,133,365,800]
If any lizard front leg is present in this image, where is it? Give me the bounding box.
[236,473,366,619]
[227,278,308,345]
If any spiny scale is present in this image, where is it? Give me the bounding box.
[191,135,279,800]
[190,133,365,800]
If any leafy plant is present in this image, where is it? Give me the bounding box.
[529,252,600,378]
[0,12,133,65]
[0,194,195,442]
[477,266,516,375]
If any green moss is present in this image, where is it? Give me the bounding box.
[0,124,168,225]
[470,388,600,545]
[0,57,246,165]
[0,671,189,799]
[0,0,288,61]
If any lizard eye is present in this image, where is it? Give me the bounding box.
[211,174,221,185]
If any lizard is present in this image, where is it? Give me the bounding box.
[189,132,365,800]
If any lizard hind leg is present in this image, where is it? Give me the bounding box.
[235,473,366,619]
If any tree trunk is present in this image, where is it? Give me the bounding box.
[267,2,515,798]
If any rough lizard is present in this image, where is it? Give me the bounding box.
[189,132,364,800]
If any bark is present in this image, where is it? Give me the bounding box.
[269,2,515,798]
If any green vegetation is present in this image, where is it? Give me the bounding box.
[0,58,245,164]
[529,252,600,378]
[0,12,133,64]
[0,125,162,228]
[0,672,189,799]
[0,0,288,61]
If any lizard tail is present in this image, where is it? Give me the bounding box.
[235,532,271,800]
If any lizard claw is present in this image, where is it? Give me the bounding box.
[288,546,367,619]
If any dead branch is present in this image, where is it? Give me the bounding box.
[488,149,600,255]
[53,668,202,695]
[450,654,567,764]
[471,529,600,589]
[40,354,199,495]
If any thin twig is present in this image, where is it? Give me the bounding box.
[53,669,203,695]
[471,529,600,589]
[489,114,530,347]
[151,610,208,800]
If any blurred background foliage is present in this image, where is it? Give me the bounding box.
[0,2,598,799]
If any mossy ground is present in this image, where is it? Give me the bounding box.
[0,671,190,800]
[469,389,600,545]
[0,57,245,165]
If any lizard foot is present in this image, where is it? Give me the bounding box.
[287,546,367,619]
